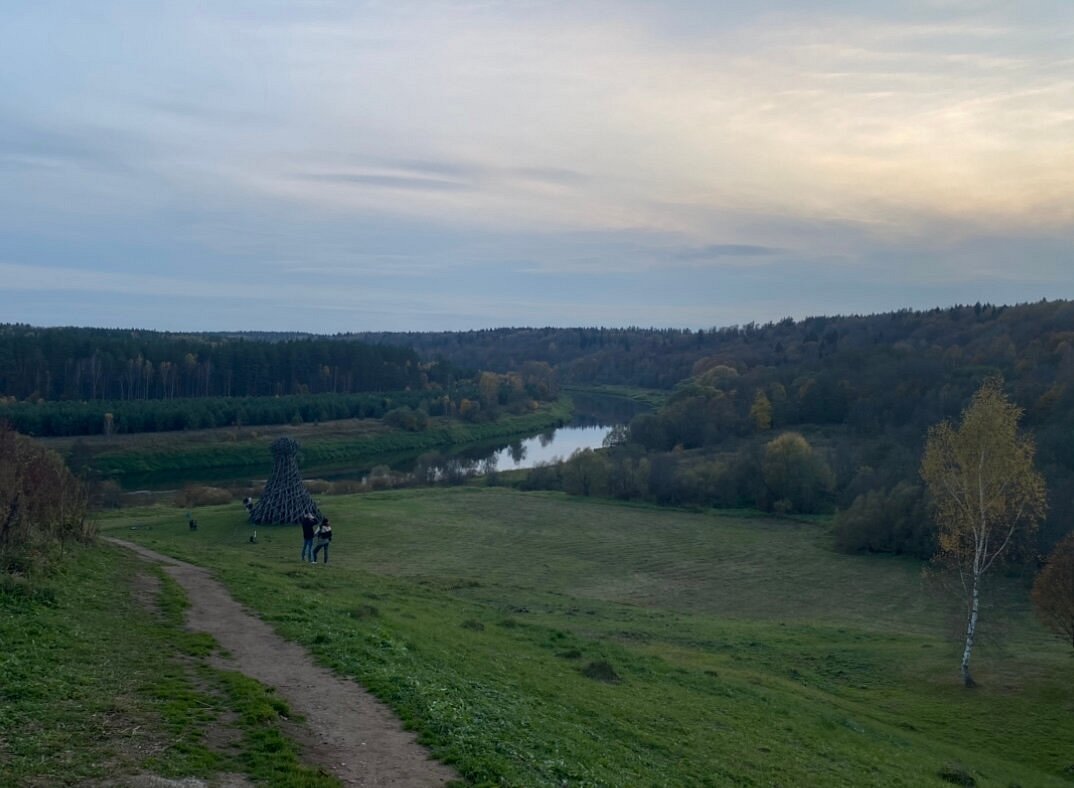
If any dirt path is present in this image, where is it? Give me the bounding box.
[105,537,459,787]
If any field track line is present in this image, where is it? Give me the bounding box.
[104,537,458,787]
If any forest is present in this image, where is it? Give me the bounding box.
[0,325,460,401]
[3,301,1073,556]
[439,300,1073,558]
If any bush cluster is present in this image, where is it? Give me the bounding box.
[0,422,93,575]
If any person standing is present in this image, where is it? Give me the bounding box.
[312,517,333,564]
[300,512,317,563]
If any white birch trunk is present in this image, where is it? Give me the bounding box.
[961,569,980,687]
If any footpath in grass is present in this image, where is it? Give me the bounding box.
[0,543,338,786]
[99,487,1074,786]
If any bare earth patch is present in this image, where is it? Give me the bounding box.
[105,537,458,787]
[130,571,163,615]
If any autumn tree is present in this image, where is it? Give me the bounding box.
[562,449,609,497]
[749,390,773,431]
[921,378,1047,687]
[1032,533,1074,650]
[761,432,834,513]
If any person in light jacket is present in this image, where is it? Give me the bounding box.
[312,517,332,564]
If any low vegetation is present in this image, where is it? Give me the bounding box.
[1033,533,1074,649]
[71,399,570,481]
[0,423,93,576]
[0,543,336,786]
[95,487,1074,786]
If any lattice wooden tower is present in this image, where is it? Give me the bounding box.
[249,437,323,525]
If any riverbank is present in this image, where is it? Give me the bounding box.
[69,399,573,482]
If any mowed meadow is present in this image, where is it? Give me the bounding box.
[100,487,1073,786]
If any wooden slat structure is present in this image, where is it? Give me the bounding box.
[249,437,323,525]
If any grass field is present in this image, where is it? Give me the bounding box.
[0,544,337,786]
[84,489,1074,785]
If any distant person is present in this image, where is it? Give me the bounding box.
[243,496,254,513]
[312,517,332,564]
[300,512,318,562]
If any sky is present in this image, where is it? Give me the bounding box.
[2,1,1073,333]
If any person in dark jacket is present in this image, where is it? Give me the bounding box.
[312,518,333,564]
[300,512,318,563]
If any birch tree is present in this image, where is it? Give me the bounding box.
[921,378,1046,687]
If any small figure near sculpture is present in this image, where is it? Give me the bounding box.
[312,517,332,564]
[300,512,318,562]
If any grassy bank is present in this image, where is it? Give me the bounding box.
[562,383,668,408]
[98,488,1074,786]
[0,544,336,785]
[73,399,571,480]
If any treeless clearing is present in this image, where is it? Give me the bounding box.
[106,536,458,787]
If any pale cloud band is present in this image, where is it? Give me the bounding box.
[1,1,1072,331]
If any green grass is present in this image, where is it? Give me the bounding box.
[562,383,668,408]
[83,400,571,479]
[98,489,1074,786]
[0,543,339,786]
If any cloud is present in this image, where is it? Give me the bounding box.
[676,244,784,261]
[2,2,1073,332]
[296,172,473,191]
[291,159,588,195]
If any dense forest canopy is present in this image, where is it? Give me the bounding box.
[0,326,460,401]
[353,301,1074,462]
[356,300,1074,557]
[352,300,1074,393]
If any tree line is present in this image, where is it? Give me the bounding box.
[0,362,560,438]
[0,391,437,437]
[367,301,1074,555]
[0,325,461,401]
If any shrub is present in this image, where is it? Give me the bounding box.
[581,660,622,683]
[760,432,834,513]
[1032,533,1074,649]
[90,479,125,510]
[833,482,934,557]
[937,764,976,786]
[384,406,428,432]
[368,465,395,491]
[175,485,232,508]
[0,422,92,575]
[328,479,364,495]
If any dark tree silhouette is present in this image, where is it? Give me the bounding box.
[249,438,322,525]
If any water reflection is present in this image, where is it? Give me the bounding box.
[119,392,649,490]
[484,424,612,471]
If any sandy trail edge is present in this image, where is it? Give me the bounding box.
[104,537,459,787]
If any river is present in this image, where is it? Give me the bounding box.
[121,392,646,492]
